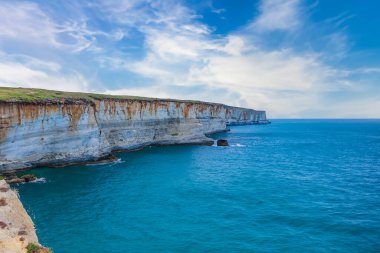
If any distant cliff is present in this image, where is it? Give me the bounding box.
[0,88,268,172]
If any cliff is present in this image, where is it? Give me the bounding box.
[0,88,268,172]
[0,180,48,253]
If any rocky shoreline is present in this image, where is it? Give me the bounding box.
[3,175,37,185]
[0,179,50,253]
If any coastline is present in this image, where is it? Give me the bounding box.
[0,88,269,252]
[0,180,49,253]
[1,90,268,173]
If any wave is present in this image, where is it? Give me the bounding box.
[86,158,124,167]
[110,158,124,165]
[31,177,47,183]
[231,143,246,147]
[211,141,246,147]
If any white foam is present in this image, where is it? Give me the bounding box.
[86,158,124,167]
[31,177,47,183]
[110,158,124,165]
[231,143,246,147]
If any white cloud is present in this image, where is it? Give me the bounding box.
[0,1,106,53]
[0,2,58,45]
[95,0,380,118]
[189,49,333,91]
[104,87,172,99]
[0,53,89,92]
[0,0,378,118]
[222,36,247,56]
[130,47,338,116]
[96,0,197,28]
[252,0,301,31]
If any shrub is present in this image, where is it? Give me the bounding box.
[26,243,53,253]
[26,243,40,253]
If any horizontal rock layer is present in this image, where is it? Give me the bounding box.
[0,99,268,172]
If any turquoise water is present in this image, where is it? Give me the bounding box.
[16,120,380,252]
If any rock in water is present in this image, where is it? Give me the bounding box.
[217,139,229,146]
[20,174,37,182]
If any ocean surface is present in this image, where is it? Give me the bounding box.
[15,120,380,252]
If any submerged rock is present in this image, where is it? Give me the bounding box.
[217,139,229,146]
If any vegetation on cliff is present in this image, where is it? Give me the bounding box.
[0,87,210,105]
[26,243,52,253]
[0,87,149,102]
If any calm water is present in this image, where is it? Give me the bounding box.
[15,120,380,252]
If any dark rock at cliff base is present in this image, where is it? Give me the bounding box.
[4,174,37,184]
[5,176,24,184]
[217,139,229,146]
[20,174,37,182]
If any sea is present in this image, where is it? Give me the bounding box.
[15,119,380,252]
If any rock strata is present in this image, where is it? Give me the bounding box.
[0,99,268,172]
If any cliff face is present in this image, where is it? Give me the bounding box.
[0,99,268,172]
[0,180,39,253]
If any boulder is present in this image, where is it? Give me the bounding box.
[217,139,229,146]
[20,174,37,182]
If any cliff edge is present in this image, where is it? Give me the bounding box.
[0,87,269,172]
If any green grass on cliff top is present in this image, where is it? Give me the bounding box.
[0,87,150,102]
[0,87,211,104]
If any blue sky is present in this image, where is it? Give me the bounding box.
[0,0,379,118]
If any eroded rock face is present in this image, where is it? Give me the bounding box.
[0,100,268,172]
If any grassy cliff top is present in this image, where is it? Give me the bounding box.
[0,87,209,104]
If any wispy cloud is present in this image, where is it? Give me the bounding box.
[252,0,301,31]
[0,0,378,118]
[94,0,343,116]
[0,1,107,53]
[0,51,89,91]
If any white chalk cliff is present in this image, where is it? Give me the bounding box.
[0,99,268,172]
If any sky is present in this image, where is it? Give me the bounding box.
[0,0,379,118]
